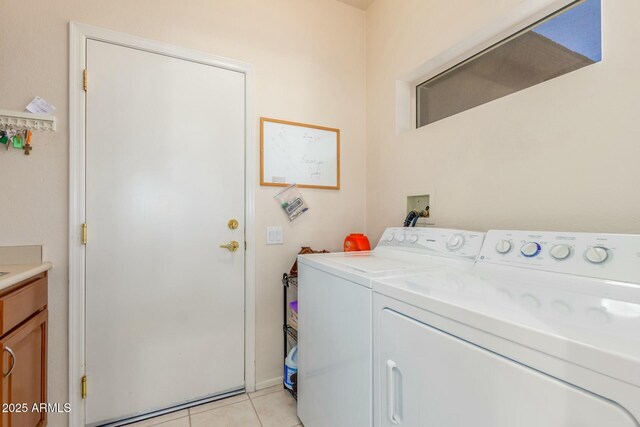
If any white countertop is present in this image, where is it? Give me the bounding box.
[0,262,53,292]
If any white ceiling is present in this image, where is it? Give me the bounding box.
[336,0,374,11]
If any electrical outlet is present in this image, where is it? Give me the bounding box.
[267,226,284,245]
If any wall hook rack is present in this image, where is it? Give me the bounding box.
[0,109,56,132]
[0,109,56,155]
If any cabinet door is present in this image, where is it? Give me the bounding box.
[378,308,637,427]
[1,309,47,427]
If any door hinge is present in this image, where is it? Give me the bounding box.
[81,375,87,399]
[82,223,88,245]
[83,69,88,92]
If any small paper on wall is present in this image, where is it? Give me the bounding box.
[25,97,56,115]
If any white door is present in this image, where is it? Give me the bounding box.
[85,39,246,425]
[378,307,638,427]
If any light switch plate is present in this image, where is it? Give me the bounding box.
[267,226,284,245]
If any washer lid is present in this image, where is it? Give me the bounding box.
[373,264,640,388]
[328,254,430,274]
[299,250,458,287]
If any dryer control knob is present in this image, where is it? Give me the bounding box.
[446,234,465,251]
[550,244,572,260]
[409,234,419,244]
[396,233,406,243]
[384,234,394,242]
[585,246,609,264]
[495,240,512,254]
[520,242,541,258]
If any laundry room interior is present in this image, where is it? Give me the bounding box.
[0,0,638,426]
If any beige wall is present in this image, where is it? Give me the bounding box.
[0,0,366,424]
[365,0,640,241]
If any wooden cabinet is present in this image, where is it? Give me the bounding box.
[0,273,48,427]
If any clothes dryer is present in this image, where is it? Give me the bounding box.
[372,230,640,426]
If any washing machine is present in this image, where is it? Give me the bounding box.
[372,229,640,426]
[297,227,485,427]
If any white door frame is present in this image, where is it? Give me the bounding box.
[68,22,256,427]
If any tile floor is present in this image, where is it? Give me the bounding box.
[128,386,302,427]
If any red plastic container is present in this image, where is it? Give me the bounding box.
[344,233,371,252]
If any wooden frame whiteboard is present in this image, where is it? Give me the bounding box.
[260,117,340,190]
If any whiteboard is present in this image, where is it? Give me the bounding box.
[261,118,340,189]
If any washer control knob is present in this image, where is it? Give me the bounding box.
[396,233,406,243]
[585,246,609,264]
[384,234,394,242]
[520,242,542,258]
[409,234,419,244]
[495,240,512,254]
[446,234,465,251]
[549,244,572,260]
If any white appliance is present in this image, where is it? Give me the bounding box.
[373,230,640,426]
[297,227,485,427]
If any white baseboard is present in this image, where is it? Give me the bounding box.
[255,376,283,390]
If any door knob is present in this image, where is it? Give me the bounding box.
[220,241,240,252]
